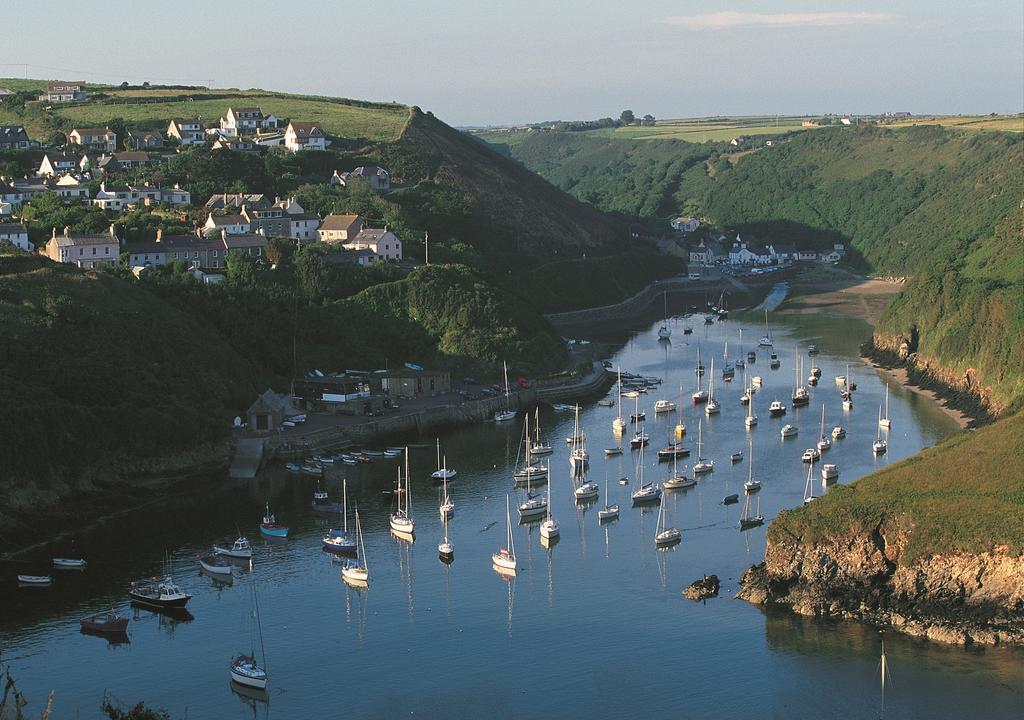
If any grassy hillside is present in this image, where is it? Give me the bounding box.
[769,411,1024,564]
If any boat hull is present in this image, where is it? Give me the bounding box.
[80,613,129,633]
[260,525,289,538]
[230,668,268,690]
[128,591,191,609]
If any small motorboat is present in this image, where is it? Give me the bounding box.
[604,446,623,456]
[822,464,840,481]
[873,439,888,455]
[769,400,787,417]
[80,610,129,634]
[198,553,234,576]
[807,345,819,355]
[780,424,798,438]
[630,412,646,423]
[17,575,52,586]
[831,426,846,439]
[129,577,191,609]
[630,432,650,448]
[730,452,743,463]
[653,400,675,414]
[52,558,87,569]
[808,375,818,386]
[618,477,629,485]
[769,353,781,369]
[810,366,822,378]
[260,504,289,538]
[683,326,693,335]
[801,448,820,463]
[597,398,615,407]
[747,351,757,362]
[214,537,253,559]
[285,463,302,473]
[751,376,763,386]
[723,494,739,505]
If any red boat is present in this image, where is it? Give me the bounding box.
[80,610,129,633]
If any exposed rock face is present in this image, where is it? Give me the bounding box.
[683,574,720,600]
[738,525,1024,645]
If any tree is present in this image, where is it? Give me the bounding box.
[620,110,635,125]
[266,236,294,267]
[225,249,258,287]
[642,114,655,127]
[294,245,331,301]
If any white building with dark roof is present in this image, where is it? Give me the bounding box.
[0,222,31,251]
[43,226,120,268]
[284,121,328,152]
[343,228,402,261]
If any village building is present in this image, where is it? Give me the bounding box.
[330,166,390,191]
[290,373,386,415]
[670,216,700,233]
[166,119,206,145]
[205,193,270,211]
[382,368,451,398]
[203,213,251,236]
[283,121,328,152]
[219,107,278,137]
[126,130,165,149]
[42,81,85,103]
[0,200,11,217]
[343,228,402,261]
[37,154,79,177]
[0,222,31,251]
[211,138,258,152]
[0,125,32,150]
[317,213,364,243]
[43,225,120,268]
[91,182,135,211]
[68,127,117,152]
[246,389,301,433]
[689,238,728,267]
[54,174,90,201]
[240,198,321,241]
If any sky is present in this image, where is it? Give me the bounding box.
[4,1,1022,126]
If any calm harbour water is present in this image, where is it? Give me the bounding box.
[3,310,1022,719]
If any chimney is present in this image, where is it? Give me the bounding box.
[156,228,163,242]
[52,227,57,239]
[109,223,116,238]
[63,226,70,237]
[221,228,226,241]
[195,226,202,237]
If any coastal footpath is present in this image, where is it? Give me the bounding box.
[738,412,1024,645]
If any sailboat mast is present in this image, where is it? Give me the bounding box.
[343,477,349,533]
[252,580,267,671]
[405,447,412,516]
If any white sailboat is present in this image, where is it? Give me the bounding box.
[705,358,721,415]
[735,328,746,368]
[539,467,560,540]
[657,291,671,340]
[342,509,369,585]
[745,377,759,428]
[693,419,714,474]
[514,413,547,484]
[879,385,892,429]
[431,438,457,482]
[744,436,761,494]
[873,406,888,454]
[802,459,817,504]
[230,574,269,690]
[530,407,553,456]
[816,403,831,451]
[438,505,454,562]
[322,477,356,554]
[598,471,619,521]
[674,385,686,437]
[569,404,589,473]
[439,464,454,519]
[630,441,662,504]
[492,495,517,574]
[389,449,415,537]
[494,361,517,423]
[612,367,627,435]
[654,489,682,546]
[759,308,773,347]
[663,440,696,490]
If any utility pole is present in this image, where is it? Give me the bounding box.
[424,231,429,265]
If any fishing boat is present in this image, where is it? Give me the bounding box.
[657,291,672,340]
[816,404,832,451]
[494,361,517,423]
[873,407,888,454]
[769,399,787,418]
[780,424,798,438]
[822,463,840,482]
[705,359,721,415]
[390,450,416,537]
[324,478,357,554]
[129,576,191,609]
[739,493,764,530]
[693,420,714,474]
[598,473,620,520]
[492,496,518,574]
[831,425,846,439]
[540,468,561,540]
[230,577,268,690]
[803,461,817,504]
[612,368,627,434]
[311,483,343,514]
[52,558,87,569]
[198,553,233,576]
[17,575,52,586]
[654,399,675,414]
[530,408,553,456]
[214,537,252,559]
[431,439,457,483]
[341,509,370,585]
[758,308,773,347]
[630,443,662,505]
[879,385,892,429]
[260,503,289,538]
[80,610,129,633]
[654,491,681,546]
[769,352,781,369]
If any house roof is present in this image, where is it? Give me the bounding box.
[0,126,29,143]
[113,151,150,163]
[47,81,83,91]
[350,165,388,178]
[170,118,203,127]
[208,214,247,226]
[49,233,115,247]
[71,127,113,136]
[205,193,269,209]
[0,222,27,234]
[351,228,395,243]
[41,154,77,166]
[229,107,265,118]
[223,233,266,249]
[288,121,324,139]
[247,388,300,416]
[320,214,363,232]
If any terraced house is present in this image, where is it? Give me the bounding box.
[43,226,119,268]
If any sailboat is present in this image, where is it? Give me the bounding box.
[630,395,649,448]
[492,495,517,574]
[873,407,888,454]
[705,358,721,415]
[802,459,817,504]
[675,385,686,437]
[494,361,517,422]
[879,385,892,429]
[739,490,764,530]
[389,449,415,537]
[791,347,810,407]
[735,328,746,368]
[514,414,547,484]
[745,377,759,428]
[744,436,761,494]
[598,471,619,521]
[342,509,369,585]
[569,404,589,473]
[663,439,696,490]
[693,419,714,474]
[654,489,682,546]
[323,478,356,554]
[879,637,893,718]
[692,347,708,404]
[517,451,548,520]
[759,308,773,347]
[540,467,560,539]
[439,465,454,519]
[657,291,671,340]
[630,442,662,504]
[438,506,454,563]
[230,573,268,690]
[431,439,457,483]
[722,341,735,380]
[530,407,553,456]
[612,367,627,435]
[816,404,832,451]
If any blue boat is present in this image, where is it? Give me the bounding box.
[285,463,302,473]
[259,503,289,538]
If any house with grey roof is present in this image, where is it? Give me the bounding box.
[284,121,328,152]
[167,119,206,145]
[0,222,31,251]
[344,228,402,261]
[43,225,120,268]
[331,165,390,191]
[68,127,117,152]
[219,107,278,137]
[0,125,32,150]
[126,130,165,149]
[42,81,85,103]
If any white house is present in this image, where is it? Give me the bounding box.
[821,243,847,263]
[0,200,11,217]
[283,121,328,152]
[37,154,79,177]
[332,166,390,191]
[670,216,700,233]
[54,174,90,201]
[343,228,402,261]
[219,107,278,137]
[68,127,117,152]
[0,222,31,251]
[728,235,775,266]
[167,119,206,145]
[43,225,120,268]
[92,182,136,211]
[204,213,251,236]
[795,249,818,262]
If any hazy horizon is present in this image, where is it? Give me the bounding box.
[3,1,1022,126]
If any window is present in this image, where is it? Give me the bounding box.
[79,248,83,256]
[92,247,96,255]
[193,251,198,258]
[213,250,218,258]
[105,246,110,255]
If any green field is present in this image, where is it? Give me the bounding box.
[770,411,1024,563]
[584,117,810,142]
[886,114,1023,133]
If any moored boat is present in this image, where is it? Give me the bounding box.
[17,575,52,586]
[259,504,289,538]
[214,537,253,559]
[52,558,87,569]
[198,553,234,576]
[129,576,191,609]
[80,610,129,633]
